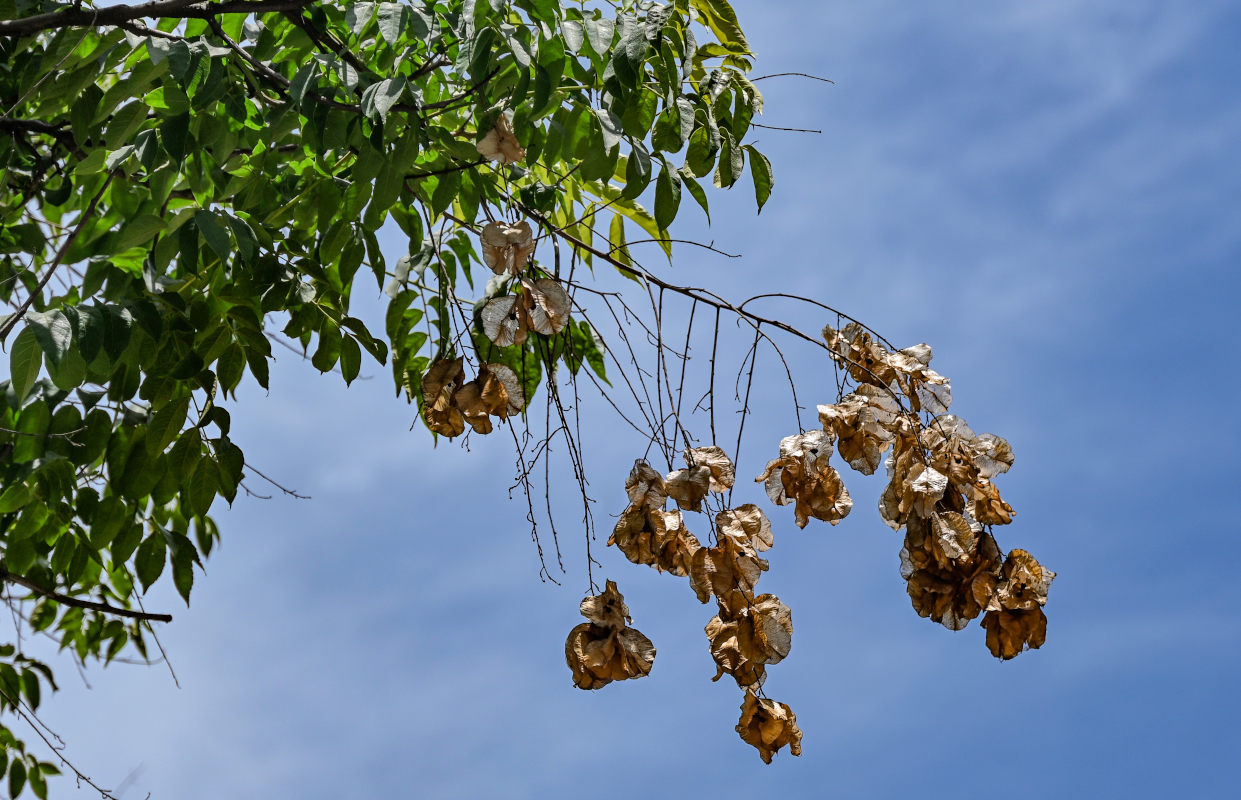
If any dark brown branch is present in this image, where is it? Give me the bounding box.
[607,238,741,258]
[243,461,310,499]
[752,72,835,84]
[0,0,313,37]
[751,122,822,134]
[0,117,68,137]
[284,9,371,79]
[0,569,173,623]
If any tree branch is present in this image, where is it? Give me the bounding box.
[0,0,313,38]
[0,570,173,623]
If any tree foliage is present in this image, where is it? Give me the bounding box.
[0,0,1053,791]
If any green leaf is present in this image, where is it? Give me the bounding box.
[188,457,218,516]
[744,144,773,213]
[361,76,407,123]
[9,326,44,402]
[0,484,33,514]
[562,20,585,52]
[680,169,711,222]
[136,532,167,591]
[691,0,751,53]
[112,522,144,565]
[376,2,407,45]
[339,335,362,384]
[28,766,46,800]
[654,159,682,231]
[24,309,73,368]
[584,17,616,57]
[12,402,51,463]
[312,324,342,372]
[623,140,653,199]
[289,61,320,106]
[8,757,26,799]
[115,214,166,251]
[194,210,232,264]
[146,395,190,456]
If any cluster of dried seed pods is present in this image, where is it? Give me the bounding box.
[565,580,657,690]
[570,447,803,763]
[419,358,525,437]
[789,322,1055,659]
[473,216,573,348]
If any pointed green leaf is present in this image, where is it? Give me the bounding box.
[9,326,44,401]
[744,145,773,212]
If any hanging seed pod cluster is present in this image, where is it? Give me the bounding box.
[561,321,1053,764]
[812,323,1055,659]
[567,447,803,764]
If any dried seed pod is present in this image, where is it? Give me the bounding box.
[625,459,667,509]
[523,278,570,335]
[716,504,774,552]
[736,692,803,764]
[480,294,529,347]
[421,358,466,437]
[756,431,852,528]
[480,220,535,275]
[688,533,769,603]
[565,580,657,689]
[476,111,526,164]
[901,522,1002,631]
[685,445,736,492]
[818,384,900,475]
[706,615,767,691]
[968,478,1014,525]
[478,363,524,419]
[665,466,711,512]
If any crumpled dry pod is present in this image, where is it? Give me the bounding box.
[818,384,900,475]
[625,459,667,509]
[480,220,535,275]
[688,526,769,603]
[716,504,774,552]
[877,437,948,530]
[476,111,526,164]
[480,279,571,347]
[981,549,1055,658]
[565,580,657,689]
[736,691,803,764]
[703,590,782,691]
[665,465,711,512]
[684,445,736,492]
[709,591,793,668]
[822,323,951,414]
[755,431,853,528]
[609,505,700,577]
[421,357,466,437]
[968,478,1015,525]
[900,518,1002,630]
[705,615,767,690]
[523,278,570,335]
[480,293,529,348]
[450,363,525,434]
[921,415,1014,485]
[823,322,898,387]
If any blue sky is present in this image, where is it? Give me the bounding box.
[15,1,1241,797]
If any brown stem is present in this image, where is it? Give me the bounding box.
[0,0,313,37]
[0,570,173,623]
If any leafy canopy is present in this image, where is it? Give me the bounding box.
[0,0,775,792]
